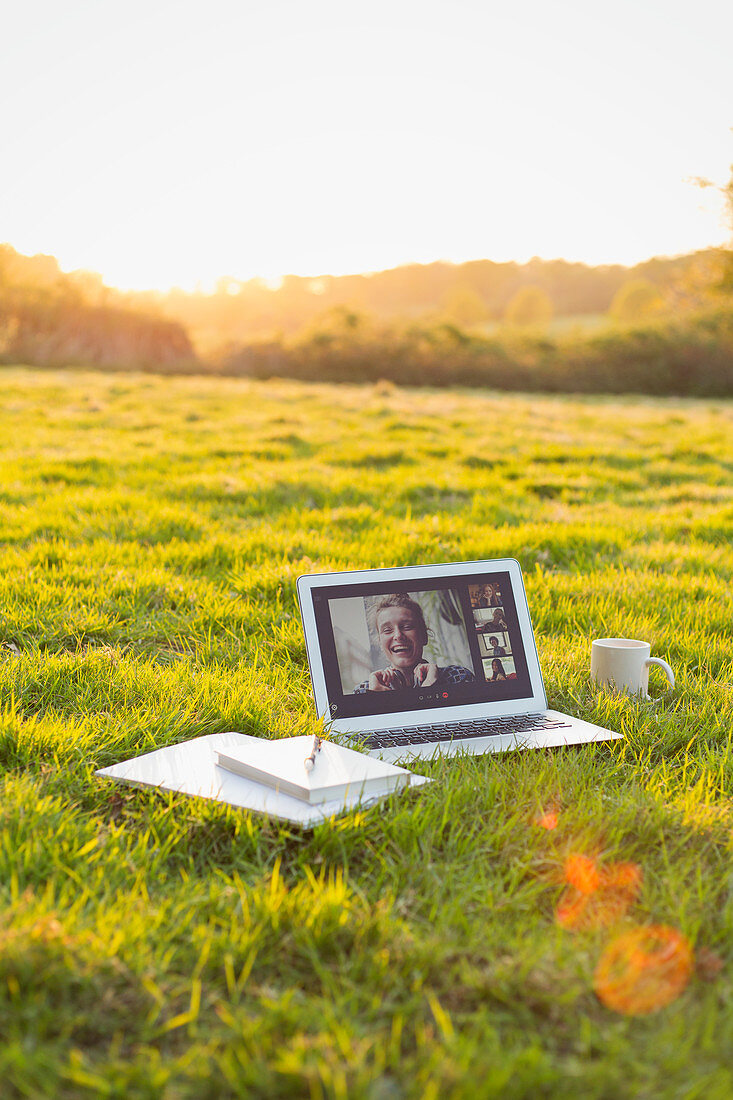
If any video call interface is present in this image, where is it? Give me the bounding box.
[311,572,533,720]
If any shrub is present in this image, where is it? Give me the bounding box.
[504,285,553,327]
[609,278,665,323]
[221,308,733,397]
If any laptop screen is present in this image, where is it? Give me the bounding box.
[309,568,534,721]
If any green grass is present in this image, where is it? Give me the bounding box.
[1,365,733,1098]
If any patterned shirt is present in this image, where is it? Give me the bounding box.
[354,664,475,693]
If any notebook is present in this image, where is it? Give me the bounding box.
[215,736,412,804]
[297,557,622,762]
[96,732,429,826]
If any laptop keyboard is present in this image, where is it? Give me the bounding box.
[361,713,572,750]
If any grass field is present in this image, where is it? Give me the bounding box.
[1,365,733,1098]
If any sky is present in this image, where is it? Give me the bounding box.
[1,0,731,291]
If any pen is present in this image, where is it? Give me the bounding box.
[304,734,322,773]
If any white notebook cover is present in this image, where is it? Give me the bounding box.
[215,736,413,802]
[96,732,430,826]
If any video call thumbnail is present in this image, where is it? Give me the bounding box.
[473,607,510,633]
[329,588,476,696]
[477,630,511,658]
[483,656,517,681]
[469,583,503,609]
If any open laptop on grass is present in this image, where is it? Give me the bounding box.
[297,558,621,762]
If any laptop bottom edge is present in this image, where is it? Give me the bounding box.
[361,711,622,764]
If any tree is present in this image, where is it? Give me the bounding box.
[665,249,728,311]
[441,285,489,327]
[719,161,733,293]
[504,285,553,327]
[609,279,664,323]
[689,159,733,295]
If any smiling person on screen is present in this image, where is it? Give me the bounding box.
[487,608,508,632]
[353,594,475,693]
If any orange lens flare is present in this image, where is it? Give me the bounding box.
[564,854,601,895]
[594,925,693,1015]
[556,857,642,931]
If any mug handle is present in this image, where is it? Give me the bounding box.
[645,657,675,690]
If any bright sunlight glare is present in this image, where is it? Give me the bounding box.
[1,0,731,290]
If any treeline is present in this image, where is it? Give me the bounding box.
[2,241,732,394]
[0,245,196,370]
[221,308,733,397]
[140,251,722,348]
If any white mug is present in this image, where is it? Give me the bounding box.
[591,638,675,696]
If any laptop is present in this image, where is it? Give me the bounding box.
[297,558,621,762]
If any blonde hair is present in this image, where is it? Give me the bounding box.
[370,593,429,647]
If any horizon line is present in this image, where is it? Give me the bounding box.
[2,239,728,297]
